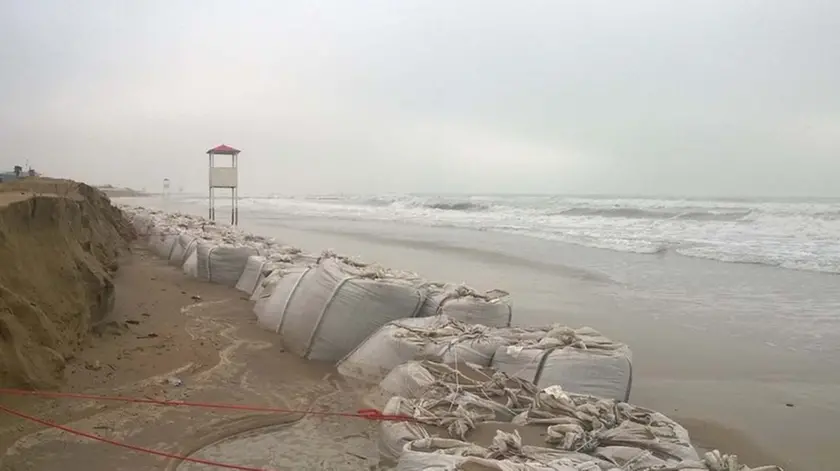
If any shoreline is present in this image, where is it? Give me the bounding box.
[0,189,811,469]
[120,199,828,470]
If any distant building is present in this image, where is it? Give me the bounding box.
[0,165,39,183]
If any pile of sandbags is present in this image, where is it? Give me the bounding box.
[256,254,426,362]
[338,317,632,402]
[491,325,633,401]
[513,386,702,469]
[375,361,782,471]
[420,283,513,327]
[337,316,509,384]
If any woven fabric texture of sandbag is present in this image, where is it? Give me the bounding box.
[491,325,633,401]
[148,231,178,260]
[255,266,314,331]
[419,283,513,327]
[337,316,508,384]
[276,255,426,362]
[169,234,198,267]
[235,255,269,294]
[195,242,261,287]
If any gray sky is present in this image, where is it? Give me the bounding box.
[2,1,839,196]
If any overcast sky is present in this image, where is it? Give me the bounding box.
[1,1,839,196]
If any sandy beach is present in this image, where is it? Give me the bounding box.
[0,184,834,470]
[116,195,840,471]
[0,243,380,470]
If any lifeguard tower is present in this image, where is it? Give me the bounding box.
[206,144,241,225]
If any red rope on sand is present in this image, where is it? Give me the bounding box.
[0,388,411,421]
[0,388,413,470]
[0,403,274,471]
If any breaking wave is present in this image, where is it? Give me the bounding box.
[184,194,840,274]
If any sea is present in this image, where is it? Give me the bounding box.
[214,193,840,274]
[120,192,840,470]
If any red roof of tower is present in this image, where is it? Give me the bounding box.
[206,144,241,155]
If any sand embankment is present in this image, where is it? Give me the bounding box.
[0,178,134,388]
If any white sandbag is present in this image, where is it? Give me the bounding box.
[491,326,632,401]
[420,283,513,327]
[514,386,703,470]
[337,316,507,384]
[169,234,199,267]
[372,360,537,412]
[379,394,515,463]
[235,255,269,294]
[130,213,156,237]
[250,268,280,305]
[244,250,319,298]
[183,249,198,277]
[396,435,610,471]
[148,232,178,259]
[196,242,261,287]
[255,266,313,331]
[278,256,426,362]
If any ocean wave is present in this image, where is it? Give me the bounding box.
[550,207,751,221]
[214,193,840,274]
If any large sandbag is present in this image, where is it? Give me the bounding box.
[491,326,632,401]
[242,250,319,297]
[148,231,178,259]
[195,242,261,287]
[514,386,704,470]
[420,283,513,327]
[371,360,537,412]
[169,234,199,267]
[379,393,520,463]
[396,435,611,471]
[129,212,156,237]
[183,249,198,277]
[255,266,314,331]
[235,255,270,294]
[277,256,426,362]
[337,317,508,384]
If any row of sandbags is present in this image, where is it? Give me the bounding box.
[131,207,631,400]
[125,207,781,470]
[337,316,633,401]
[375,361,782,471]
[125,208,517,364]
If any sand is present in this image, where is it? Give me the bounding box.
[0,188,819,469]
[0,244,373,470]
[0,179,133,389]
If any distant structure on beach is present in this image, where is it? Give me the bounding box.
[206,144,241,225]
[0,164,40,183]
